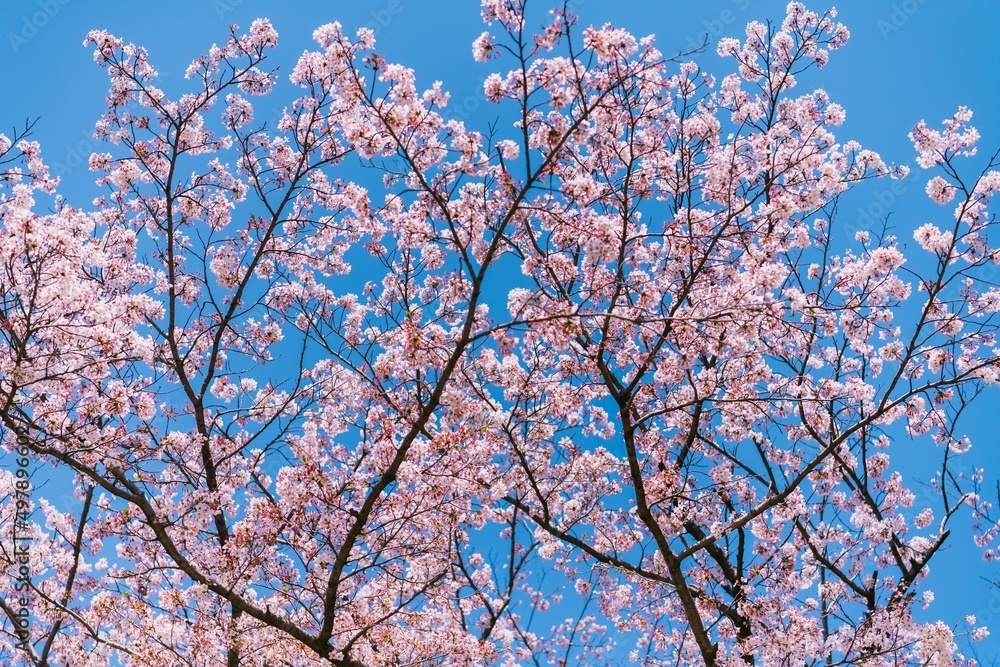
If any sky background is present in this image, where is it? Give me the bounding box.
[2,0,1000,662]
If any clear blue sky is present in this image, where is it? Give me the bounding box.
[2,0,1000,661]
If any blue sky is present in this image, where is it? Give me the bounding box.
[3,0,1000,662]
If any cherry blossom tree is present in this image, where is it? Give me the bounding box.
[1,1,999,665]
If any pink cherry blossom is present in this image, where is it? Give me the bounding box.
[1,3,999,667]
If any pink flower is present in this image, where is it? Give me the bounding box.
[925,175,955,204]
[472,31,496,62]
[913,223,953,253]
[248,18,278,48]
